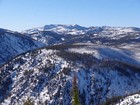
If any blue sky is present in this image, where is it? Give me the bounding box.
[0,0,140,31]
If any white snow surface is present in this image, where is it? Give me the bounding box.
[0,44,140,105]
[23,24,139,36]
[68,44,140,66]
[116,94,140,105]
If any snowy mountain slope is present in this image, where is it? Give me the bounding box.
[23,24,88,35]
[22,25,140,47]
[0,28,45,66]
[116,93,140,105]
[67,44,140,66]
[24,31,64,45]
[0,25,140,105]
[0,44,140,105]
[104,92,140,105]
[23,24,140,36]
[22,24,140,68]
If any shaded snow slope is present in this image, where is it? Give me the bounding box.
[0,44,140,105]
[0,28,44,66]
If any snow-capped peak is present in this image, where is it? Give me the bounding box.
[22,24,88,35]
[23,24,140,36]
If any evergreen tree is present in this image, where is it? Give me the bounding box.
[72,73,81,105]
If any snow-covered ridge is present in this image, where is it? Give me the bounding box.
[67,44,140,66]
[23,24,88,35]
[22,24,140,47]
[23,24,140,35]
[0,44,140,105]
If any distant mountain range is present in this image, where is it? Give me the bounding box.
[1,24,140,66]
[23,24,140,35]
[0,24,140,105]
[22,24,140,46]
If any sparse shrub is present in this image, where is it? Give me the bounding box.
[56,51,97,68]
[62,67,71,75]
[102,96,123,105]
[41,66,51,73]
[46,44,86,50]
[23,70,34,76]
[23,98,34,105]
[0,77,12,99]
[40,64,55,73]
